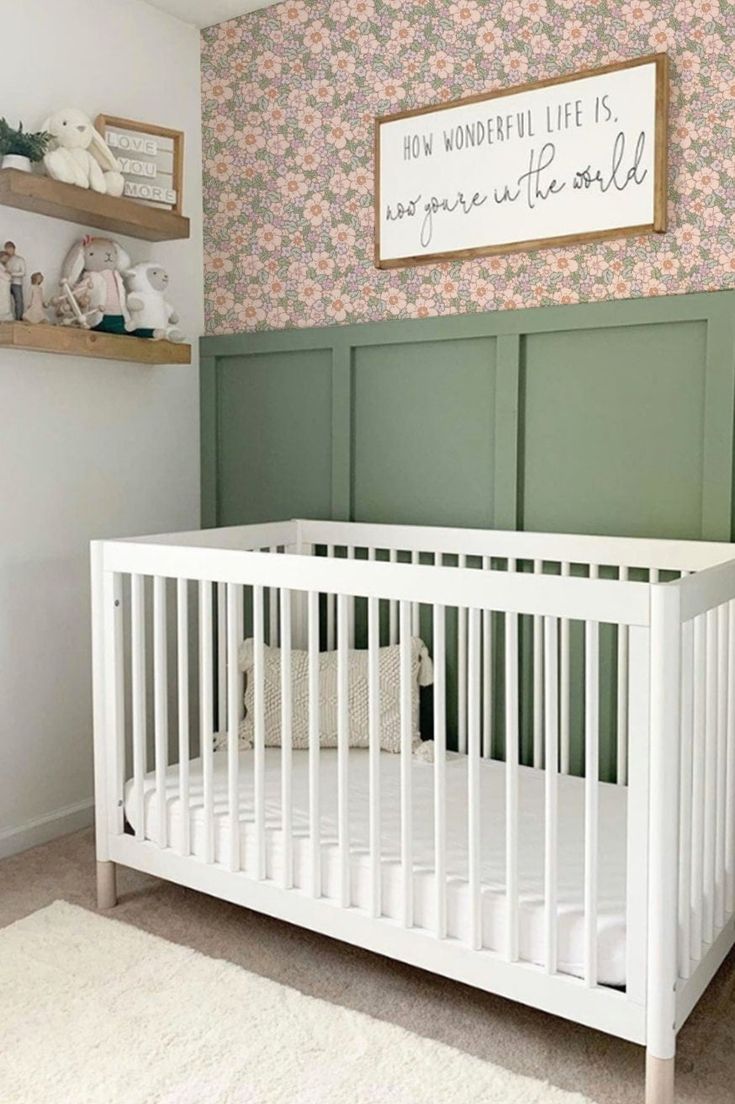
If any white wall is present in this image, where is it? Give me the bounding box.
[0,0,204,855]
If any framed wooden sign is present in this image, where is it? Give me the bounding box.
[96,115,184,215]
[374,54,668,269]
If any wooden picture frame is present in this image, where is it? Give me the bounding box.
[96,114,185,216]
[374,53,668,269]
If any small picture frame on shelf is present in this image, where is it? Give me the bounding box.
[95,115,184,216]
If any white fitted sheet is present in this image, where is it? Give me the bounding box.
[124,747,627,985]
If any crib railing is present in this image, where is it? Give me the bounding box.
[91,519,735,1053]
[673,562,735,1030]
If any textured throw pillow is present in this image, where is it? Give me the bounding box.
[214,638,433,754]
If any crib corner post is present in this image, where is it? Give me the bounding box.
[645,1054,675,1104]
[91,540,122,904]
[646,582,681,1101]
[96,860,118,910]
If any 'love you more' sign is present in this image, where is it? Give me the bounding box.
[374,54,668,269]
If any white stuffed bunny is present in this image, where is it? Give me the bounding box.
[124,262,183,341]
[41,109,124,196]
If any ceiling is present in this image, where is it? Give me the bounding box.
[143,0,281,28]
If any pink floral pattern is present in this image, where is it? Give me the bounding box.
[201,0,735,333]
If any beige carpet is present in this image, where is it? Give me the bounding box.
[1,900,595,1104]
[0,829,733,1103]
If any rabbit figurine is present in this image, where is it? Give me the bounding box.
[60,236,132,333]
[41,108,124,196]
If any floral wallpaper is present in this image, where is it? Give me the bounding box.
[201,0,735,333]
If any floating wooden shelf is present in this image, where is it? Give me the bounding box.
[0,169,190,242]
[0,322,191,365]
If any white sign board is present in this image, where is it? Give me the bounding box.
[375,55,667,268]
[96,115,183,214]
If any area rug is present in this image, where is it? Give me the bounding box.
[0,900,596,1103]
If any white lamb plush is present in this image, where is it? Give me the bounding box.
[124,262,183,341]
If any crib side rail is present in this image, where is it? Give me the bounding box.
[297,518,735,575]
[102,539,650,627]
[91,536,658,1046]
[673,558,735,1033]
[117,519,299,553]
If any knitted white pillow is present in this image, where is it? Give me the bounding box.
[214,638,433,754]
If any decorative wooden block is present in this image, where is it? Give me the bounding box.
[0,169,190,242]
[0,321,191,365]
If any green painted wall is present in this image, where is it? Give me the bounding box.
[201,290,735,770]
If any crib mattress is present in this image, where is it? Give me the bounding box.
[124,748,627,985]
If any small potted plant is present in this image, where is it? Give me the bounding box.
[0,119,51,173]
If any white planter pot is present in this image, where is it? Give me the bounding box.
[1,154,32,172]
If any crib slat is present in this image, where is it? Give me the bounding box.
[468,607,481,949]
[678,618,694,978]
[131,573,146,842]
[505,609,519,961]
[617,566,630,786]
[411,549,420,636]
[560,562,571,775]
[458,555,468,755]
[389,549,398,644]
[533,560,543,770]
[217,582,227,734]
[308,589,321,897]
[400,600,413,929]
[482,556,492,759]
[544,615,559,974]
[434,603,447,939]
[626,624,651,1005]
[584,619,600,987]
[280,588,293,889]
[153,576,168,849]
[252,585,266,880]
[176,579,190,857]
[703,609,717,944]
[199,581,215,865]
[691,614,706,961]
[347,547,356,648]
[716,604,728,931]
[368,595,381,918]
[268,548,279,647]
[337,593,350,908]
[226,583,241,872]
[326,546,335,651]
[719,600,732,918]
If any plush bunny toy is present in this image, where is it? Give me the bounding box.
[41,109,124,196]
[61,236,132,333]
[124,262,183,341]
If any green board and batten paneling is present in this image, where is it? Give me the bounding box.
[201,290,735,771]
[201,290,735,542]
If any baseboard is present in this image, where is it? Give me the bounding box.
[0,798,94,860]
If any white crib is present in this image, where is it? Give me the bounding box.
[91,519,735,1104]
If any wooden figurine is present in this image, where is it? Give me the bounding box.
[0,250,13,322]
[4,241,26,319]
[22,272,49,323]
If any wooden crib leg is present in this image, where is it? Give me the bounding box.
[96,860,117,909]
[645,1054,674,1104]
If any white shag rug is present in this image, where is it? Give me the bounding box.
[0,901,597,1104]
